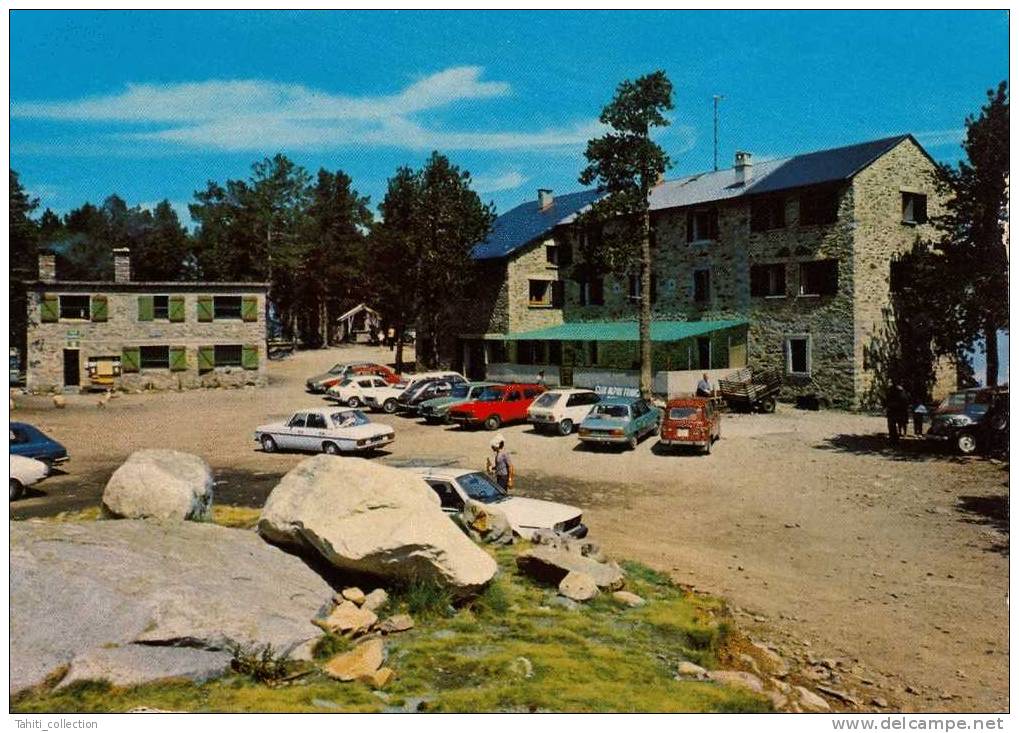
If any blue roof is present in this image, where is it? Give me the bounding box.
[472,188,602,261]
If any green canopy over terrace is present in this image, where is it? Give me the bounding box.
[501,319,748,342]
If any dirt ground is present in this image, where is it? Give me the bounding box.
[10,344,1008,712]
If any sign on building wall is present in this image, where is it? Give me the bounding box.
[593,384,641,398]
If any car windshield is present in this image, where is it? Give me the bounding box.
[590,404,629,419]
[458,472,507,503]
[338,378,355,387]
[330,410,370,427]
[476,387,505,402]
[533,392,560,408]
[328,364,346,375]
[450,384,471,398]
[668,407,700,420]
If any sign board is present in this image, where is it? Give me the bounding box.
[593,384,640,398]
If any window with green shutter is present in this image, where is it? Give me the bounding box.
[138,295,154,322]
[122,347,140,373]
[241,296,259,322]
[242,344,259,370]
[169,346,188,371]
[90,294,108,322]
[168,295,186,322]
[40,294,59,323]
[197,345,215,373]
[197,296,214,322]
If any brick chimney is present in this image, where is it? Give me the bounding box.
[538,189,554,210]
[734,151,753,186]
[113,247,131,282]
[38,251,57,282]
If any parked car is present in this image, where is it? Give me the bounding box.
[527,388,601,436]
[448,383,546,431]
[365,371,467,414]
[396,377,468,414]
[577,396,661,450]
[325,375,393,408]
[10,422,69,466]
[927,386,1006,455]
[305,362,399,393]
[255,408,394,455]
[10,454,49,501]
[419,382,497,424]
[407,466,588,540]
[659,397,721,454]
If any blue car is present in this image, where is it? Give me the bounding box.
[577,396,662,450]
[10,422,69,466]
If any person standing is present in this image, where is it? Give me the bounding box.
[486,434,514,491]
[536,369,546,386]
[885,384,906,442]
[912,402,928,437]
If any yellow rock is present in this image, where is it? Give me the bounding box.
[359,666,395,689]
[323,638,384,682]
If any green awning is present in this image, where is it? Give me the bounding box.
[502,319,747,342]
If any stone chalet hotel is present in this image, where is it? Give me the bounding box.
[25,248,269,392]
[444,135,957,409]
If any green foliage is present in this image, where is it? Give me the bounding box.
[227,642,293,685]
[311,633,352,661]
[393,576,456,620]
[9,169,39,357]
[468,577,511,618]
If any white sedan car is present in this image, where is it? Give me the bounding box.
[527,388,601,435]
[407,466,588,540]
[10,454,49,501]
[325,375,393,408]
[255,408,395,455]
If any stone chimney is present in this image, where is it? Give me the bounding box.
[38,252,57,282]
[113,247,131,283]
[538,189,554,210]
[734,151,753,186]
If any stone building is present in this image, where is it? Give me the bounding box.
[450,135,955,408]
[25,249,269,392]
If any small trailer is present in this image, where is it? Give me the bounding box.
[718,367,782,413]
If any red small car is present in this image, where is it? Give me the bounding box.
[448,383,546,431]
[659,397,721,454]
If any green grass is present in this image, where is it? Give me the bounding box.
[12,545,770,713]
[36,504,261,529]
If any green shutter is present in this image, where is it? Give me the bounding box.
[90,294,108,322]
[169,346,188,372]
[138,295,154,322]
[197,295,213,322]
[242,344,259,370]
[241,295,259,322]
[168,295,186,322]
[122,347,140,373]
[197,345,215,373]
[40,294,58,323]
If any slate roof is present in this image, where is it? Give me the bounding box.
[473,135,920,261]
[501,319,748,342]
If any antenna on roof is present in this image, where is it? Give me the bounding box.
[713,95,725,172]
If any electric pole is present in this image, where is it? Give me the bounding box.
[713,94,724,172]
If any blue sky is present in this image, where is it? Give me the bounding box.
[10,10,1008,223]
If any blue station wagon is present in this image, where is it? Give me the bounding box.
[577,396,662,450]
[10,422,69,466]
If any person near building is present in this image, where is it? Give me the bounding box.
[885,384,908,442]
[485,434,514,491]
[696,373,713,398]
[537,369,546,386]
[912,402,928,437]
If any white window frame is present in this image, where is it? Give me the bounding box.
[784,334,812,376]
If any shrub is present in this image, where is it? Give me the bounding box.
[228,643,292,685]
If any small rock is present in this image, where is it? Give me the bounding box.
[749,641,788,674]
[707,670,765,694]
[315,600,377,636]
[676,661,707,678]
[739,653,762,676]
[766,690,789,710]
[611,590,645,608]
[378,614,415,634]
[341,587,366,605]
[905,685,920,695]
[512,656,534,679]
[52,395,66,409]
[323,638,384,682]
[795,686,832,712]
[359,666,395,690]
[817,685,860,706]
[548,595,579,612]
[558,571,598,602]
[362,588,389,613]
[871,697,889,708]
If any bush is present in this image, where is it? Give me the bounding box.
[228,643,292,685]
[312,633,351,661]
[399,577,455,620]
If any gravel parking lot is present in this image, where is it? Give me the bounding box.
[9,344,1008,712]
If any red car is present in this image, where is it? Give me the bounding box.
[659,397,721,454]
[448,383,546,431]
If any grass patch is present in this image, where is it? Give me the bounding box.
[33,504,261,530]
[311,633,352,661]
[13,546,770,713]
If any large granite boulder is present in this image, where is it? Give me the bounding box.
[102,449,213,521]
[10,519,333,694]
[258,456,497,595]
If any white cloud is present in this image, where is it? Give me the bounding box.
[472,170,529,193]
[913,128,966,149]
[12,67,603,153]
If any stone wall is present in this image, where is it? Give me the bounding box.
[505,236,566,333]
[26,287,268,392]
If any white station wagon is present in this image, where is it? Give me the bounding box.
[255,408,395,455]
[325,375,393,408]
[407,466,588,540]
[526,388,601,435]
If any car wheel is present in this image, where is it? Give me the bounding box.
[627,435,638,451]
[651,421,660,437]
[261,435,278,453]
[760,397,776,414]
[9,479,23,501]
[956,431,977,455]
[484,414,502,431]
[558,419,573,436]
[383,398,398,414]
[323,442,341,456]
[347,396,361,408]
